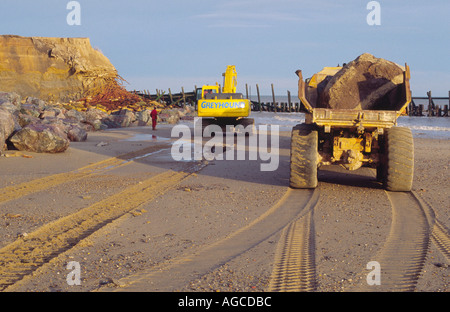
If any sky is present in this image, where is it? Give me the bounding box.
[0,0,449,96]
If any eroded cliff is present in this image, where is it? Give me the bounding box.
[0,35,118,102]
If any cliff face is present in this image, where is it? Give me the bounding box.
[0,35,118,102]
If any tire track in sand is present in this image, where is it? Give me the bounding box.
[268,207,317,292]
[0,145,169,205]
[0,165,200,291]
[413,192,450,263]
[350,191,431,292]
[99,188,319,292]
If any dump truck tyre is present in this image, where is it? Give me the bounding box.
[376,164,385,182]
[290,124,318,189]
[384,127,414,192]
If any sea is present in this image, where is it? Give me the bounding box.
[250,111,449,140]
[248,95,450,140]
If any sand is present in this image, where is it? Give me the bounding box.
[0,123,448,293]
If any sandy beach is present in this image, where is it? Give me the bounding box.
[0,121,448,292]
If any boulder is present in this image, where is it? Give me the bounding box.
[304,67,341,108]
[39,106,66,120]
[25,97,46,110]
[109,109,136,128]
[67,125,88,142]
[39,110,57,119]
[65,109,85,122]
[180,115,194,121]
[0,101,20,115]
[84,108,108,130]
[20,104,41,118]
[0,92,21,106]
[167,114,180,124]
[85,107,108,123]
[158,108,180,124]
[0,109,16,153]
[101,116,120,129]
[135,109,152,126]
[318,53,405,110]
[16,113,41,128]
[10,123,70,153]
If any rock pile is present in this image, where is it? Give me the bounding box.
[0,91,195,154]
[0,109,16,154]
[314,53,406,110]
[0,35,198,155]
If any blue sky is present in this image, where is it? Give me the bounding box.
[1,0,449,96]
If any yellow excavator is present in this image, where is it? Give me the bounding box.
[196,65,254,135]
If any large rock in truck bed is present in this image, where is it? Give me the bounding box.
[317,53,405,110]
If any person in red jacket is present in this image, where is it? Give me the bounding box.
[150,107,158,130]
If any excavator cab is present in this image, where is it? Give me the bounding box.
[196,85,219,100]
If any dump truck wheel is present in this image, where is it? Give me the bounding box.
[376,164,385,182]
[384,127,414,192]
[289,124,318,189]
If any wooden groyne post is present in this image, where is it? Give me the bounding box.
[256,84,261,112]
[409,90,449,117]
[132,86,449,117]
[271,84,276,113]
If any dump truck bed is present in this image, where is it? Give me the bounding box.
[296,64,412,129]
[305,108,399,128]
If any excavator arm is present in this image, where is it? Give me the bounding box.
[222,65,237,93]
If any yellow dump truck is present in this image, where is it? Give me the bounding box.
[196,66,254,135]
[290,64,414,191]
